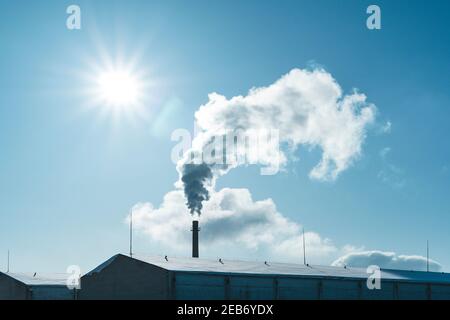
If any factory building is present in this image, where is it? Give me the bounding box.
[0,272,76,300]
[80,254,450,300]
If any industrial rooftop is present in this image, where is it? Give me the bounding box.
[88,254,450,285]
[1,272,69,286]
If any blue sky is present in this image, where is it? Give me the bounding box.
[0,0,449,273]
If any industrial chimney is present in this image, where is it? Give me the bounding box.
[192,220,199,258]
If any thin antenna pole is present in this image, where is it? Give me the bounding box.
[302,228,307,265]
[129,209,133,258]
[7,250,9,273]
[427,240,429,272]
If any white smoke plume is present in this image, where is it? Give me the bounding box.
[128,67,395,265]
[178,68,376,215]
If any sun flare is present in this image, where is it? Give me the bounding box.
[96,69,141,107]
[80,51,158,124]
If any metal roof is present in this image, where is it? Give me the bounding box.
[88,254,450,285]
[1,272,69,286]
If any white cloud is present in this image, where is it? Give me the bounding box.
[381,121,392,134]
[332,250,442,272]
[130,190,443,270]
[190,68,376,182]
[130,187,340,263]
[379,147,391,159]
[378,147,406,189]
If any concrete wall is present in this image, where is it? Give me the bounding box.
[173,272,450,300]
[320,279,360,300]
[361,281,395,300]
[277,278,319,300]
[0,273,28,300]
[30,286,75,300]
[174,273,226,300]
[430,284,450,300]
[228,276,275,300]
[80,255,169,300]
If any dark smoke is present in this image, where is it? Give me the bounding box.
[182,163,213,215]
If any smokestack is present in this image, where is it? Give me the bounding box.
[192,220,199,258]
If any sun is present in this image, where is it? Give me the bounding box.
[96,69,141,107]
[79,50,159,125]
